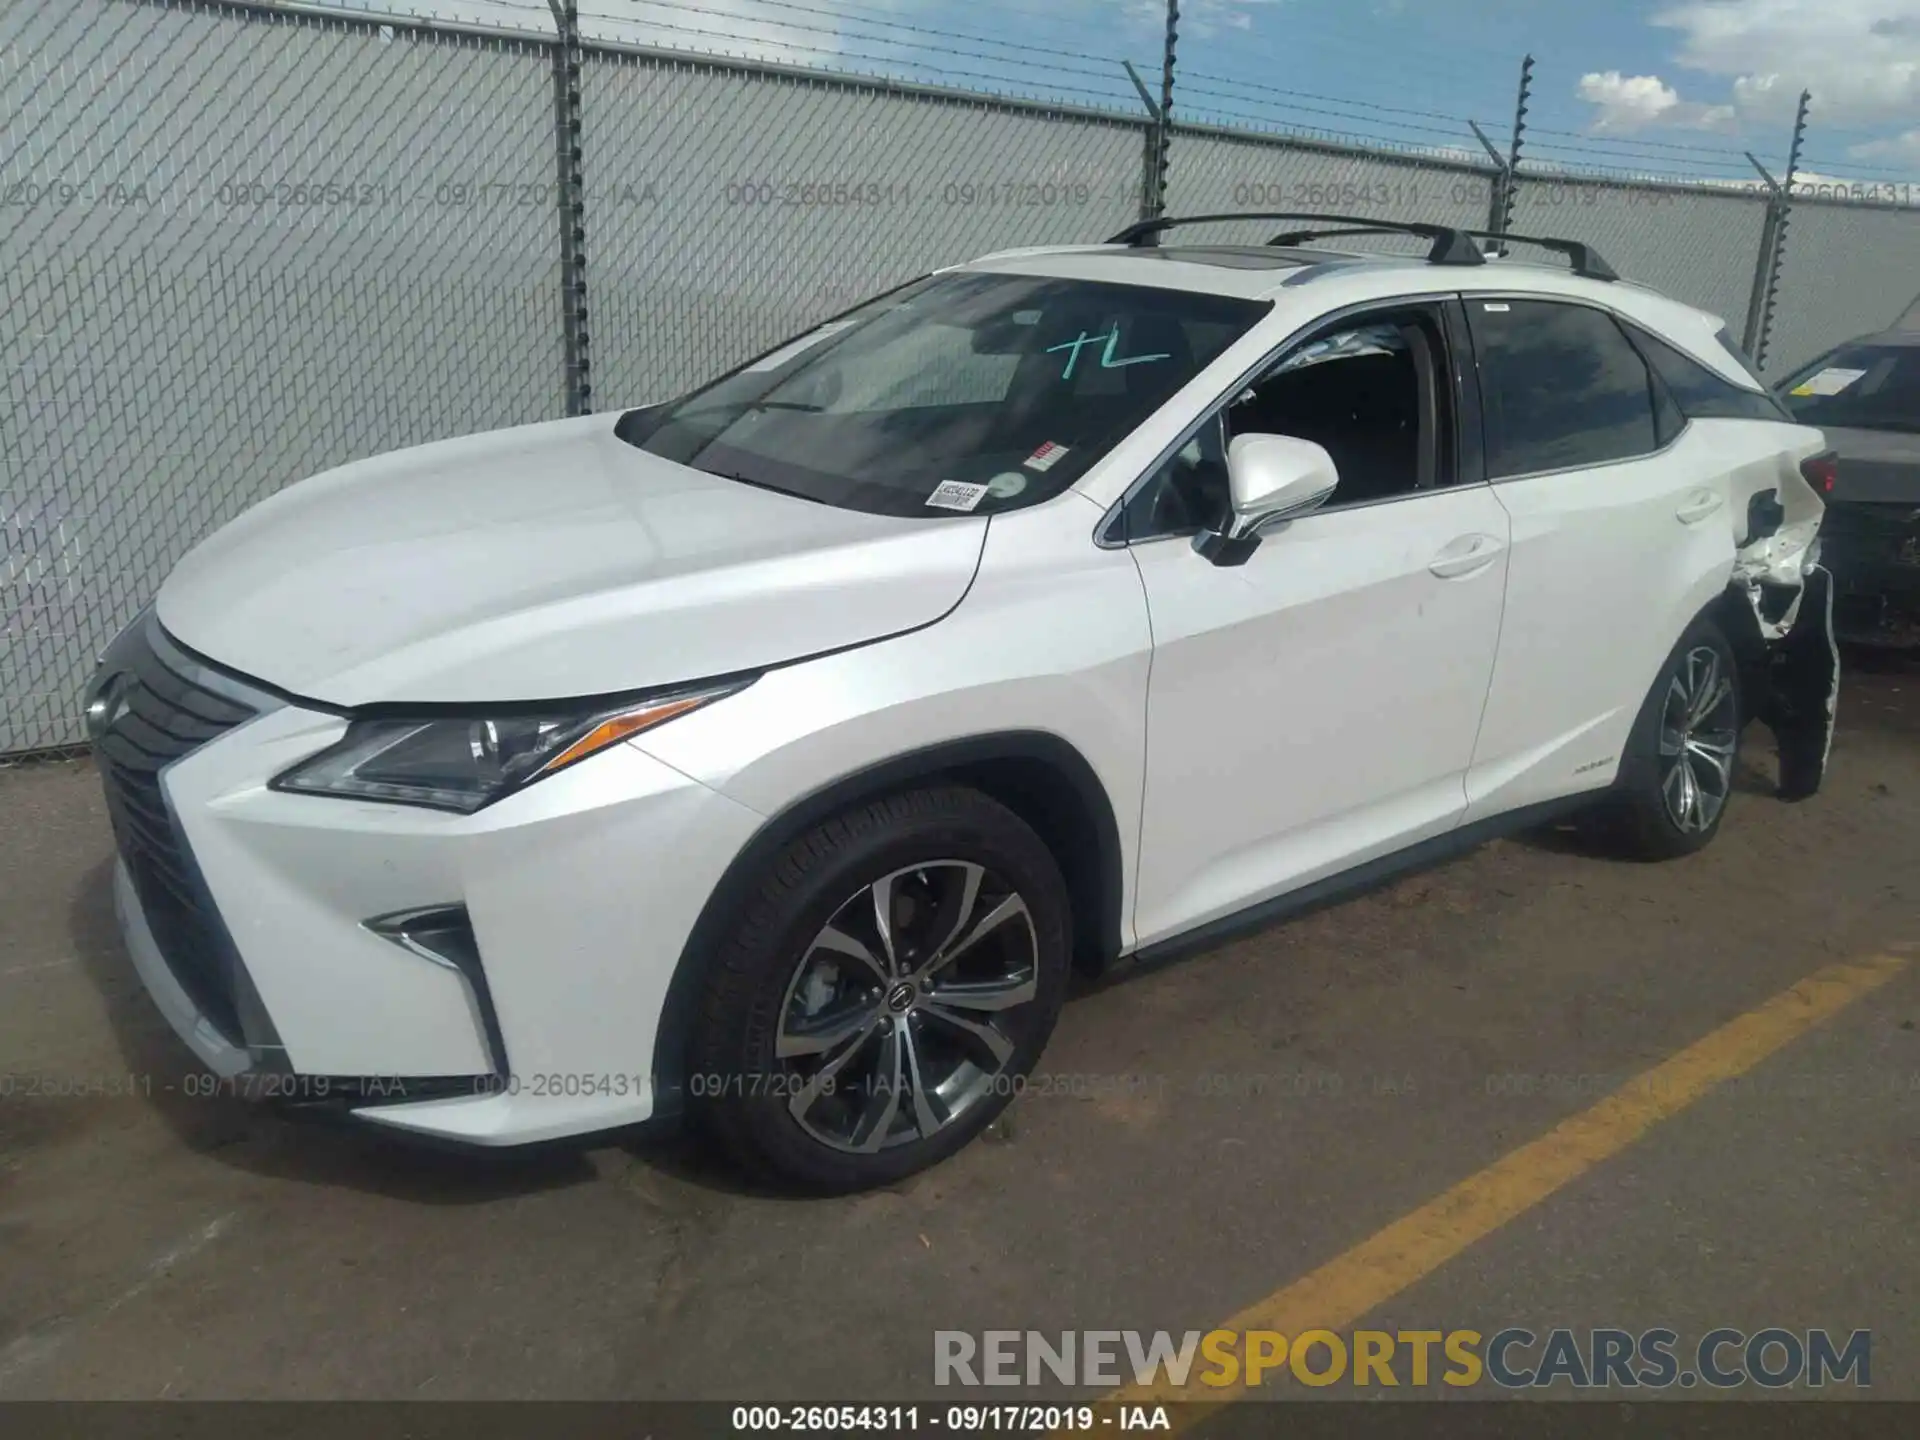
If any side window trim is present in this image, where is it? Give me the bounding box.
[1099,292,1474,549]
[1619,318,1692,449]
[1441,298,1487,489]
[1621,317,1792,424]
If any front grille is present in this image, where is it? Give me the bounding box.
[90,615,269,1046]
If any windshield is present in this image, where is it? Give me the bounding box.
[616,272,1268,517]
[1778,343,1920,432]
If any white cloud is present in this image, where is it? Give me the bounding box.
[1116,0,1287,41]
[1847,126,1920,162]
[1576,70,1739,130]
[1650,0,1920,128]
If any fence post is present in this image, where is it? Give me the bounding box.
[1742,90,1810,370]
[548,0,591,415]
[1145,0,1179,221]
[1497,54,1533,237]
[1122,61,1161,224]
[1468,121,1510,240]
[1741,169,1783,359]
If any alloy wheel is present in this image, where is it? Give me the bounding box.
[1659,644,1737,833]
[774,860,1039,1154]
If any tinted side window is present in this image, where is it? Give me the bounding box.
[1628,325,1791,423]
[1650,363,1686,448]
[1226,312,1455,504]
[1115,304,1457,542]
[1468,300,1658,478]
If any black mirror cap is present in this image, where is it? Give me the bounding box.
[1193,529,1262,567]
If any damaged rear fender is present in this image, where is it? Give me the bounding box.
[1709,569,1839,803]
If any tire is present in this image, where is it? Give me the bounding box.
[687,785,1072,1192]
[1602,615,1742,860]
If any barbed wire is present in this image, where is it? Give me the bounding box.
[1519,132,1758,177]
[585,0,1137,87]
[582,0,1137,71]
[1178,87,1486,151]
[565,7,1143,106]
[1521,122,1760,163]
[250,1,1920,188]
[1796,154,1920,181]
[1178,70,1485,128]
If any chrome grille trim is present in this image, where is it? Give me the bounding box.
[88,611,282,1051]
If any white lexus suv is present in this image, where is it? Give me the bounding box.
[87,214,1838,1191]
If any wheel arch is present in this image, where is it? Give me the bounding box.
[1705,582,1772,720]
[647,732,1127,1121]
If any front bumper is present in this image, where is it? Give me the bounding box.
[91,616,763,1145]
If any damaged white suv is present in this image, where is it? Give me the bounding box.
[88,213,1836,1191]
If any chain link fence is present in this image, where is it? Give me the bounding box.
[583,49,1145,408]
[1507,177,1773,347]
[4,0,1918,755]
[2,0,560,753]
[1766,197,1920,376]
[1163,125,1498,244]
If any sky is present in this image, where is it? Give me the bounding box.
[308,0,1920,185]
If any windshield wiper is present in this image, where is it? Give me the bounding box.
[674,398,824,425]
[697,466,837,507]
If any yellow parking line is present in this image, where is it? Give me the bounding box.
[1111,950,1911,1422]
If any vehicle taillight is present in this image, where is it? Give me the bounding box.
[1800,452,1839,495]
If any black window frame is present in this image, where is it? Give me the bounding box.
[1104,295,1481,547]
[1620,320,1793,425]
[1462,296,1675,482]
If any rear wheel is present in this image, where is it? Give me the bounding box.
[1604,616,1742,859]
[688,786,1070,1192]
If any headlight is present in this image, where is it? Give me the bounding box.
[271,680,750,813]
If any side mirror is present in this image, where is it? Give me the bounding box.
[1194,433,1339,566]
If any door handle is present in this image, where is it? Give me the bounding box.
[1429,533,1504,579]
[1676,489,1724,525]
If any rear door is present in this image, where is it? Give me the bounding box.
[1461,297,1740,822]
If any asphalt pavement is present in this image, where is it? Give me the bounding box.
[1,659,1914,1409]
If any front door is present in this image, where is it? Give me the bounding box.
[1122,300,1510,946]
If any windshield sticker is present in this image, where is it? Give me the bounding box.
[1045,326,1172,380]
[1791,367,1867,397]
[986,471,1029,499]
[926,480,990,512]
[744,320,856,373]
[1024,442,1071,472]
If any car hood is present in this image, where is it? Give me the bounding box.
[156,413,988,706]
[1823,425,1920,504]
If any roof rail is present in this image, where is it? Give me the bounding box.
[1468,230,1620,281]
[1105,212,1485,268]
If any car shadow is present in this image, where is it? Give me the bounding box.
[68,857,602,1204]
[1507,734,1782,859]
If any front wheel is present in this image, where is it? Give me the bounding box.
[1603,616,1742,859]
[688,786,1071,1192]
